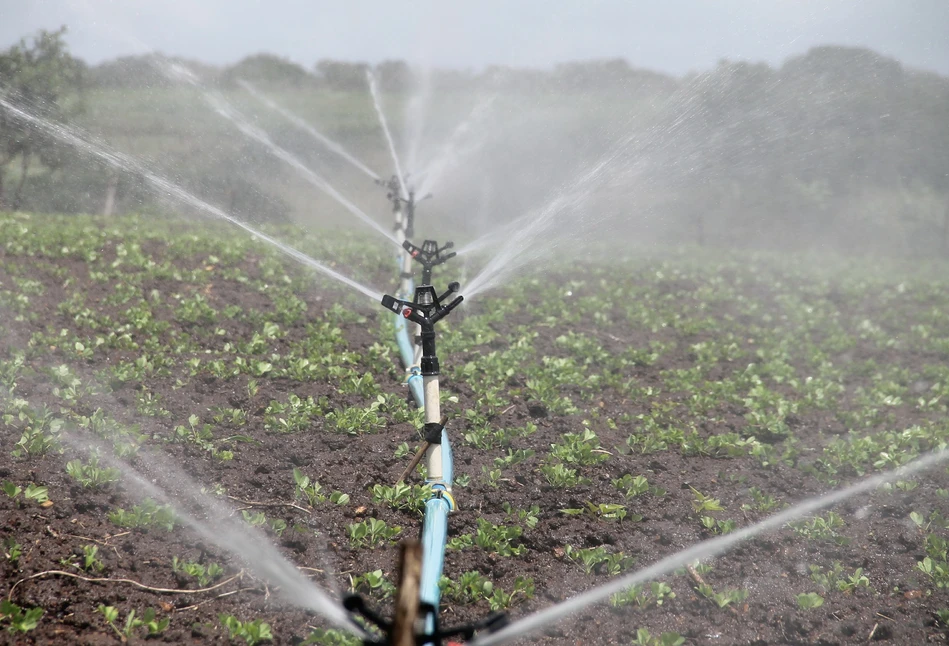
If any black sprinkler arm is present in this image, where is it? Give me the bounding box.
[403,239,456,286]
[380,282,462,377]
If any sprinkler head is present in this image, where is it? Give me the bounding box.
[403,239,457,285]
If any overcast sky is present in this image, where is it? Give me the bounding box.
[1,0,948,76]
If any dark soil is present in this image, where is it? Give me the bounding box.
[2,220,949,646]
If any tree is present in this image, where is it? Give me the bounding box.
[0,26,84,209]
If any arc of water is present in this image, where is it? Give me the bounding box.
[0,97,384,303]
[237,79,381,181]
[474,448,949,646]
[366,69,409,200]
[157,62,399,248]
[415,94,496,198]
[62,432,362,636]
[457,72,738,301]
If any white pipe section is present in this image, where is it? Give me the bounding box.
[423,375,443,481]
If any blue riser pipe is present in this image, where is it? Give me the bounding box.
[420,428,454,638]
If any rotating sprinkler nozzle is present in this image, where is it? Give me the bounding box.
[403,239,456,286]
[381,282,462,377]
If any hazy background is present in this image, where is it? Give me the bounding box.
[1,1,948,259]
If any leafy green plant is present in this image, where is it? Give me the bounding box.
[611,582,676,608]
[561,501,637,522]
[697,583,748,609]
[540,463,590,487]
[347,518,401,548]
[690,486,724,513]
[918,533,949,588]
[219,614,273,645]
[0,600,43,634]
[66,454,121,489]
[172,557,225,586]
[293,467,325,506]
[108,498,177,531]
[796,592,825,609]
[2,481,48,504]
[789,512,849,545]
[263,394,325,433]
[550,429,610,466]
[371,482,431,514]
[97,605,163,641]
[502,503,540,529]
[612,474,666,499]
[349,569,395,599]
[440,571,535,610]
[3,538,22,566]
[563,545,635,575]
[630,629,686,646]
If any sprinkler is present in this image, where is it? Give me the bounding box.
[391,239,456,405]
[376,174,404,217]
[381,281,462,379]
[402,239,456,286]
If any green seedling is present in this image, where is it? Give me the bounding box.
[789,512,849,545]
[612,474,666,499]
[690,487,724,513]
[347,518,401,548]
[108,498,176,531]
[66,454,121,489]
[371,482,431,513]
[561,501,637,522]
[563,545,635,575]
[2,481,48,504]
[302,628,362,645]
[550,429,610,466]
[3,538,22,566]
[502,503,540,529]
[439,571,535,610]
[796,592,825,609]
[0,600,43,634]
[349,570,395,599]
[741,487,781,512]
[697,583,748,609]
[219,614,273,645]
[172,557,225,586]
[293,468,325,506]
[539,463,590,487]
[700,516,737,534]
[630,629,686,646]
[611,582,676,608]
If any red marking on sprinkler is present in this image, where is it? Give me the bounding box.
[411,250,419,257]
[402,308,413,318]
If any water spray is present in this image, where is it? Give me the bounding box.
[367,69,409,201]
[0,96,384,303]
[238,79,381,181]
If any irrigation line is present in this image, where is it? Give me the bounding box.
[473,447,949,646]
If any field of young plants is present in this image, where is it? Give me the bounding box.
[3,211,949,645]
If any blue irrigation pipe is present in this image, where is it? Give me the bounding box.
[393,266,424,407]
[390,249,456,640]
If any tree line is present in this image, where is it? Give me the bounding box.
[1,27,948,257]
